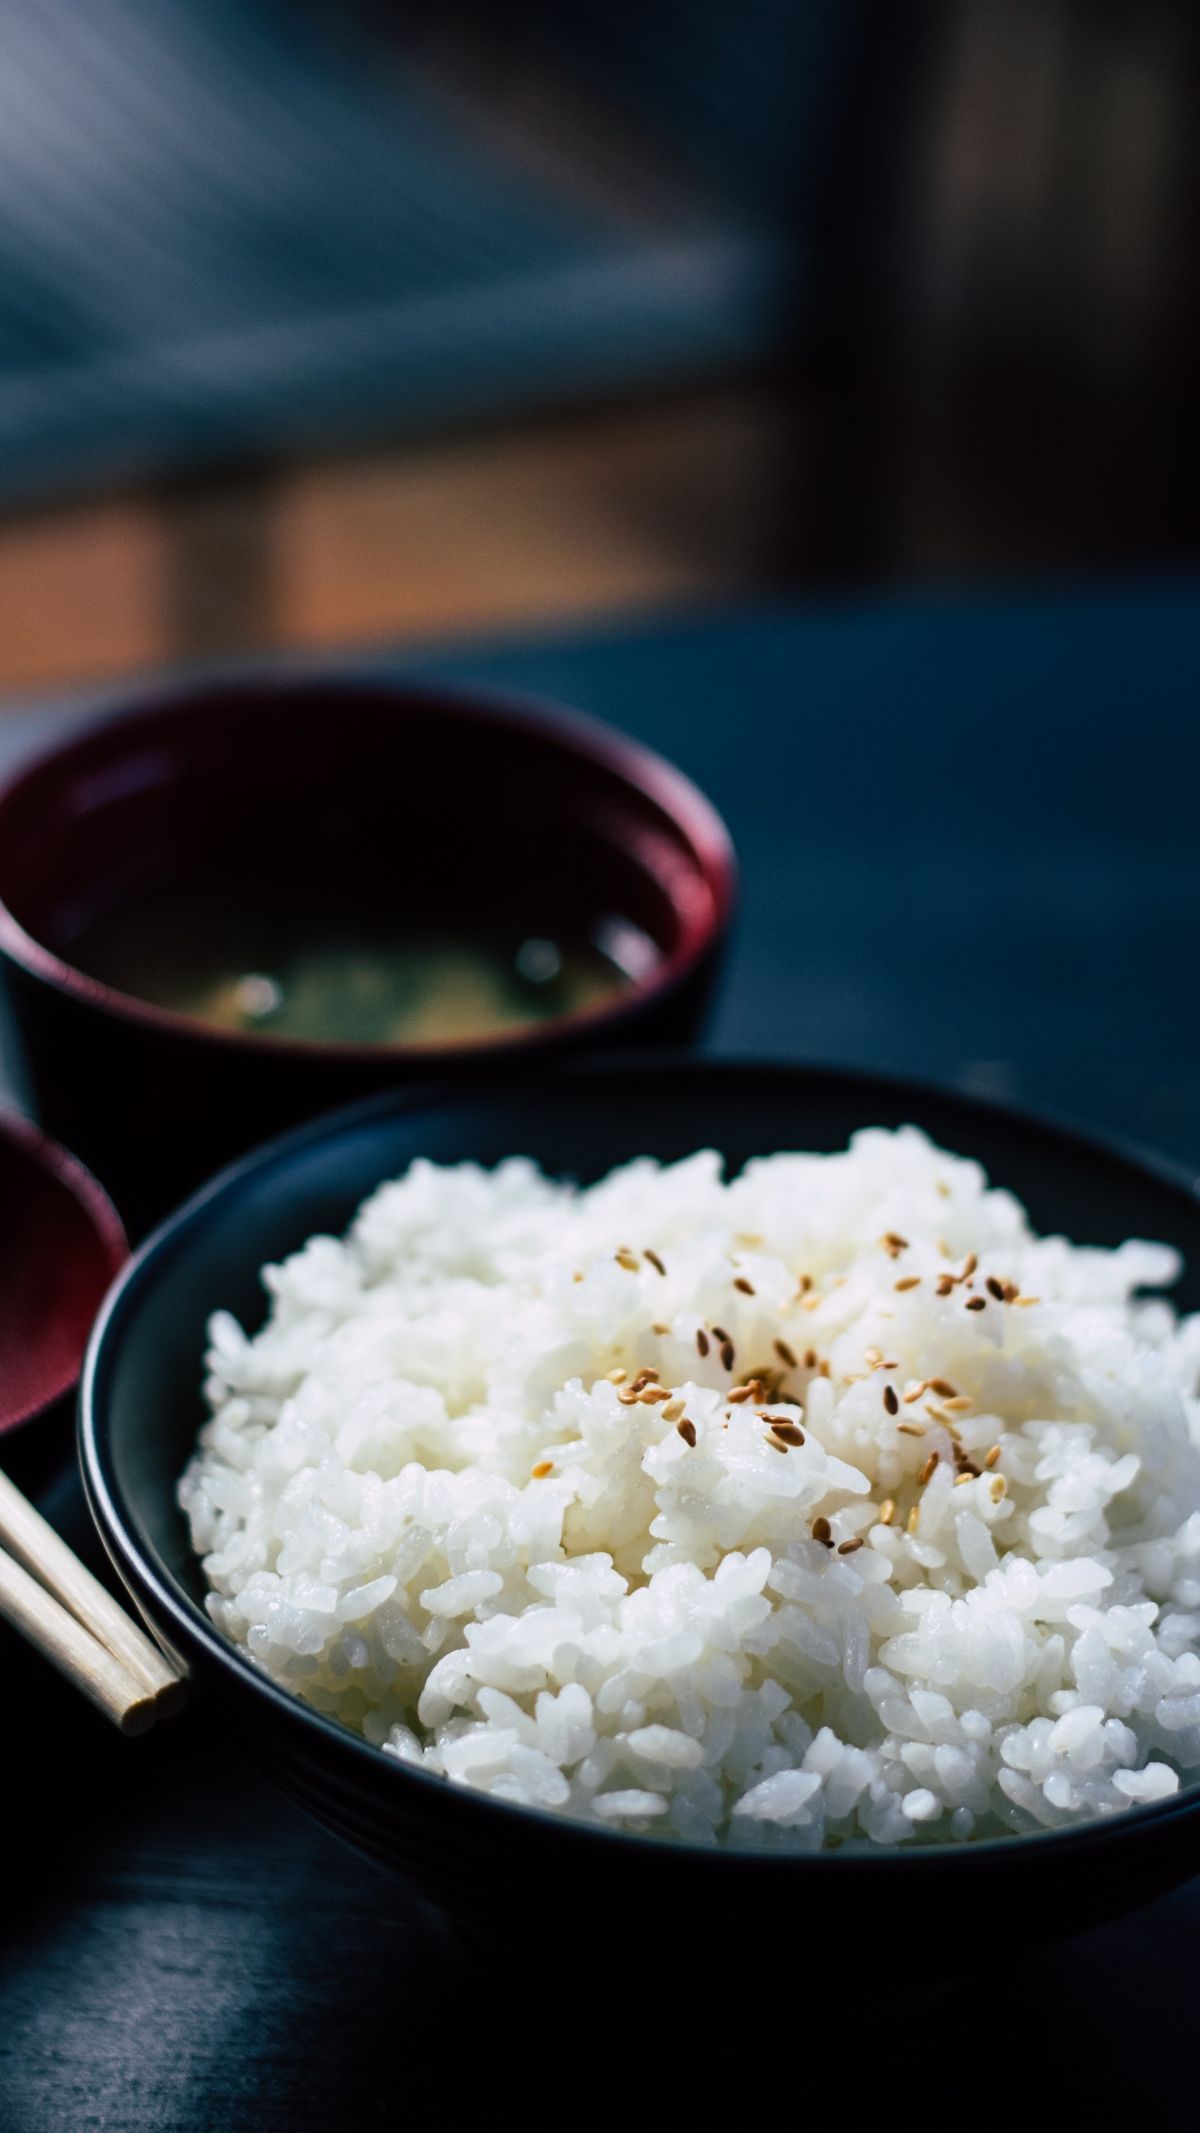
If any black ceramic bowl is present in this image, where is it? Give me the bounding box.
[0,677,734,1233]
[81,1060,1200,1964]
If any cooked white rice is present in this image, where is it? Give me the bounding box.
[179,1130,1200,1848]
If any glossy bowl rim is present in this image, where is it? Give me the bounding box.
[80,1055,1200,1873]
[0,1109,128,1436]
[0,674,737,1067]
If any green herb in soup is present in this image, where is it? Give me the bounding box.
[68,891,639,1046]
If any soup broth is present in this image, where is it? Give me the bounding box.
[68,885,640,1047]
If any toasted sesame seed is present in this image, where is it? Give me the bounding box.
[532,1461,554,1479]
[812,1516,833,1546]
[804,1349,817,1370]
[769,1420,805,1446]
[629,1368,659,1390]
[943,1395,972,1413]
[894,1276,921,1292]
[898,1421,927,1437]
[644,1249,667,1277]
[927,1378,957,1398]
[801,1293,823,1313]
[936,1181,951,1198]
[878,1498,896,1526]
[606,1367,628,1384]
[902,1380,928,1403]
[733,1275,755,1296]
[774,1338,798,1369]
[962,1253,978,1279]
[864,1345,883,1368]
[765,1434,788,1453]
[711,1325,731,1344]
[617,1390,640,1406]
[817,1360,831,1378]
[797,1273,813,1295]
[1002,1280,1020,1302]
[838,1538,864,1556]
[965,1295,987,1312]
[957,1459,981,1479]
[983,1445,1001,1469]
[879,1232,909,1257]
[677,1418,697,1448]
[661,1397,685,1423]
[954,1473,973,1487]
[1014,1296,1041,1308]
[986,1277,1006,1302]
[918,1451,940,1485]
[882,1384,900,1416]
[651,1323,669,1336]
[935,1275,955,1297]
[615,1249,640,1272]
[639,1385,671,1404]
[990,1473,1007,1502]
[696,1328,710,1357]
[728,1384,754,1404]
[719,1341,735,1372]
[906,1503,921,1535]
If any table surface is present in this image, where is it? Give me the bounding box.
[3,579,1199,2128]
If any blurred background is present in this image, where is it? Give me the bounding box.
[0,0,1195,697]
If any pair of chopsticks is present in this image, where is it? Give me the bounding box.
[0,1467,187,1734]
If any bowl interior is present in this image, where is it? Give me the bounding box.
[0,1119,127,1435]
[89,1061,1200,1695]
[0,682,728,1048]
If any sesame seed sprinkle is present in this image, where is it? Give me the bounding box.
[878,1498,896,1526]
[894,1276,921,1292]
[812,1516,833,1546]
[615,1249,640,1273]
[606,1367,627,1384]
[677,1418,697,1448]
[696,1328,710,1357]
[918,1451,940,1485]
[837,1538,864,1555]
[984,1445,1001,1469]
[644,1249,666,1277]
[898,1421,927,1437]
[774,1338,798,1369]
[662,1397,685,1423]
[769,1420,805,1446]
[883,1385,900,1416]
[531,1460,554,1479]
[719,1341,736,1372]
[733,1275,755,1295]
[965,1296,987,1312]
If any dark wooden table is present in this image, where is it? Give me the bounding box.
[3,581,1199,2128]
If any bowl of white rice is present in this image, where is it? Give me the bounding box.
[81,1061,1200,1958]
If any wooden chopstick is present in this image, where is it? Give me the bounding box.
[0,1545,158,1734]
[0,1467,187,1725]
